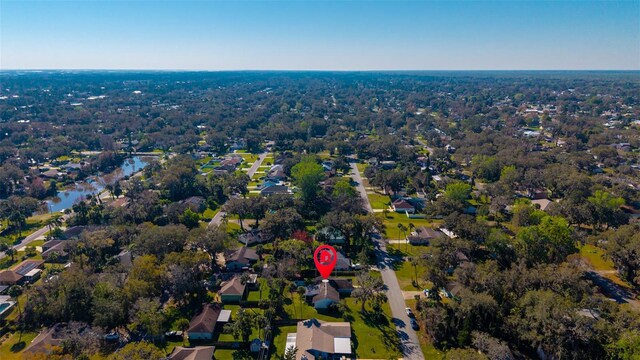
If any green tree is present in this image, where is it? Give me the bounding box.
[223,309,255,342]
[108,341,164,360]
[445,182,472,203]
[607,330,640,360]
[291,156,324,203]
[352,271,384,311]
[179,208,201,229]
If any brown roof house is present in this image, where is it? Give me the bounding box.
[225,247,259,271]
[41,240,69,262]
[187,303,230,340]
[0,270,24,286]
[219,276,247,303]
[392,199,415,214]
[285,319,352,360]
[168,346,215,360]
[407,227,446,245]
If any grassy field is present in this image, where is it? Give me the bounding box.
[578,244,630,288]
[1,213,54,245]
[381,212,434,239]
[367,192,390,210]
[0,331,39,360]
[394,260,430,291]
[278,295,402,359]
[579,244,615,271]
[201,207,220,221]
[356,163,368,173]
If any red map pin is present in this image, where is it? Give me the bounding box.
[314,245,338,279]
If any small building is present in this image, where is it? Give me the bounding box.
[187,304,224,340]
[219,277,247,303]
[168,346,215,360]
[392,199,415,214]
[225,247,259,271]
[286,319,352,360]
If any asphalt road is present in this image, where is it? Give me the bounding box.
[350,160,426,360]
[0,214,70,259]
[208,152,268,228]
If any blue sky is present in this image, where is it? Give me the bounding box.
[1,1,638,70]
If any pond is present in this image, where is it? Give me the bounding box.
[46,156,153,213]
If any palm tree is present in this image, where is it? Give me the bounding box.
[5,248,16,262]
[296,286,306,319]
[45,214,63,240]
[397,223,407,251]
[407,223,415,251]
[8,285,23,340]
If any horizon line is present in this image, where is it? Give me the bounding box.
[1,68,639,73]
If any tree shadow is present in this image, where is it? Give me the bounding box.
[10,341,26,353]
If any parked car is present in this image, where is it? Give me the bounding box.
[410,318,419,330]
[423,289,430,297]
[405,307,414,318]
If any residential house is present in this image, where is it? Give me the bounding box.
[311,278,354,296]
[334,252,351,271]
[392,199,415,214]
[187,303,226,340]
[531,198,552,212]
[286,319,352,360]
[314,227,345,245]
[225,247,259,271]
[238,230,272,246]
[0,270,23,286]
[219,276,247,303]
[260,184,291,196]
[305,281,340,309]
[41,240,69,262]
[40,169,62,180]
[168,346,215,360]
[407,227,446,245]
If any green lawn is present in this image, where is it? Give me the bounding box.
[356,162,368,173]
[381,212,434,239]
[367,192,390,210]
[1,213,54,245]
[202,207,220,221]
[271,325,298,359]
[213,349,237,359]
[579,244,615,271]
[0,331,40,360]
[394,259,430,291]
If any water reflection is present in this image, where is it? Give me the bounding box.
[46,156,151,213]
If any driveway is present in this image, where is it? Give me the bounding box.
[350,160,425,360]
